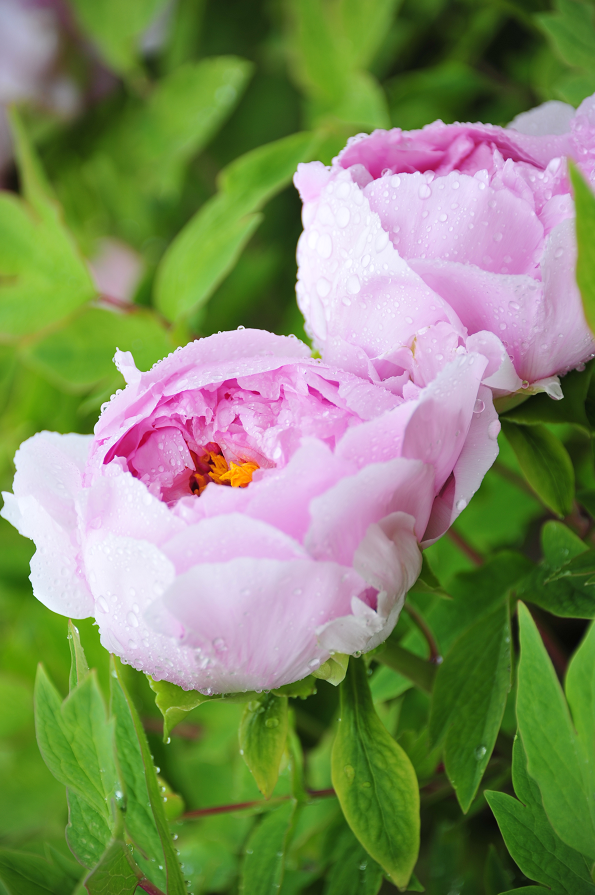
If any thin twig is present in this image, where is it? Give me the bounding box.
[403,603,442,664]
[181,788,335,820]
[447,528,484,566]
[143,716,203,741]
[137,880,166,895]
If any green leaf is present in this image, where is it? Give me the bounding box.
[516,602,595,860]
[485,738,595,894]
[324,827,384,895]
[68,621,90,692]
[537,1,595,73]
[0,114,95,339]
[337,0,402,70]
[110,664,166,890]
[502,363,594,430]
[0,675,32,738]
[332,658,419,889]
[428,604,511,812]
[24,306,173,393]
[571,162,595,337]
[34,666,117,819]
[501,421,575,517]
[377,637,437,694]
[66,791,112,871]
[0,849,79,895]
[148,677,258,740]
[517,522,595,618]
[111,661,186,895]
[241,800,297,895]
[565,622,595,771]
[68,0,166,74]
[369,665,411,703]
[82,839,139,895]
[483,844,511,895]
[239,693,289,798]
[155,131,321,321]
[273,676,317,698]
[312,653,349,685]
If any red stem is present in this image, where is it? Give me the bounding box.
[182,788,336,820]
[137,879,166,895]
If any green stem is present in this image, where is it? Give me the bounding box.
[376,639,437,694]
[181,788,335,820]
[403,603,442,664]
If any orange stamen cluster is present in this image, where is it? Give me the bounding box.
[190,444,259,496]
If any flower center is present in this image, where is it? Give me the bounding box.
[190,443,259,496]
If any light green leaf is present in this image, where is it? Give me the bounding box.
[369,665,411,703]
[428,604,511,812]
[66,791,112,871]
[501,421,574,517]
[517,602,595,860]
[68,621,90,692]
[82,839,139,895]
[570,162,595,337]
[331,658,419,889]
[23,306,173,392]
[0,115,95,339]
[565,622,595,770]
[0,675,32,738]
[485,738,595,894]
[0,849,78,895]
[273,676,317,698]
[337,0,402,70]
[68,0,165,74]
[34,666,117,819]
[148,677,258,740]
[110,663,166,890]
[111,661,186,895]
[537,1,595,72]
[312,653,349,685]
[155,131,321,321]
[241,800,297,895]
[239,694,289,798]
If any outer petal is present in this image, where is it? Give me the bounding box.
[364,170,544,277]
[509,101,575,137]
[149,557,366,692]
[423,384,500,543]
[1,432,94,617]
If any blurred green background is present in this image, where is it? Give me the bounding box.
[1,0,594,891]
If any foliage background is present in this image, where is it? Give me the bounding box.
[2,0,595,892]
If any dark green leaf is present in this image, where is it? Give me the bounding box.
[502,363,594,430]
[429,604,511,812]
[485,738,594,894]
[0,849,78,895]
[111,661,186,895]
[501,421,574,517]
[483,844,511,895]
[239,694,289,798]
[324,827,384,895]
[241,800,297,895]
[571,162,595,337]
[332,658,419,889]
[68,0,165,74]
[516,603,595,860]
[538,2,595,74]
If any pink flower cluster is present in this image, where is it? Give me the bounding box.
[3,97,595,692]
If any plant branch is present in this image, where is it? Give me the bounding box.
[181,788,336,820]
[137,880,166,895]
[376,638,437,693]
[403,603,442,664]
[447,528,484,566]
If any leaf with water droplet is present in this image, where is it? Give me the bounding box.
[429,602,512,812]
[241,799,297,895]
[332,658,420,889]
[239,692,288,798]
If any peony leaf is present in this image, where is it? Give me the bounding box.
[111,661,186,895]
[565,622,595,776]
[428,603,512,812]
[66,791,112,871]
[68,620,89,692]
[0,113,95,339]
[324,826,384,895]
[239,693,289,798]
[571,162,595,338]
[331,658,420,889]
[240,799,297,895]
[82,838,139,895]
[485,737,595,894]
[500,421,575,517]
[312,653,349,685]
[155,131,321,322]
[502,362,595,431]
[110,660,167,891]
[537,2,595,74]
[0,847,81,895]
[148,677,260,741]
[516,602,595,861]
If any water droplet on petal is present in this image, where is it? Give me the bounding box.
[488,420,501,440]
[418,183,432,199]
[346,275,361,294]
[473,399,485,414]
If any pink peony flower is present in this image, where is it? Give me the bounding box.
[294,96,595,401]
[1,329,498,693]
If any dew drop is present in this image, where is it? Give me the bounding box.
[265,718,279,729]
[336,206,350,227]
[474,745,487,760]
[488,420,501,440]
[316,277,331,297]
[346,274,361,294]
[473,399,485,414]
[127,611,139,628]
[344,764,355,782]
[98,597,109,614]
[554,246,564,259]
[316,233,332,259]
[213,637,227,652]
[456,498,467,512]
[418,183,432,199]
[438,213,447,222]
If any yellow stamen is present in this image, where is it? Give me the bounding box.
[206,451,232,485]
[219,460,259,488]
